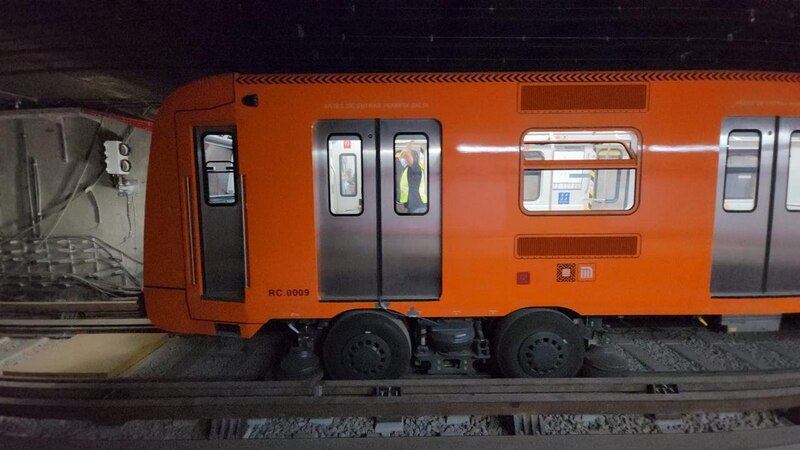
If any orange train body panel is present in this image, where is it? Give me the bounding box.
[144,71,800,337]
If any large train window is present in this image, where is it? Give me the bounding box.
[520,130,638,213]
[788,132,800,211]
[394,134,429,215]
[723,131,761,212]
[201,133,237,205]
[328,136,363,215]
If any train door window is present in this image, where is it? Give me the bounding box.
[339,154,358,196]
[328,136,363,215]
[201,133,237,205]
[520,130,638,213]
[394,134,429,215]
[787,132,800,211]
[723,131,761,212]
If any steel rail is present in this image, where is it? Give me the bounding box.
[0,299,141,313]
[0,318,156,337]
[3,370,800,395]
[2,371,800,421]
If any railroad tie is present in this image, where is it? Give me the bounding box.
[618,343,671,372]
[712,343,771,370]
[758,342,800,366]
[664,342,726,371]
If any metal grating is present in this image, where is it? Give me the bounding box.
[0,236,141,298]
[519,84,648,112]
[516,235,640,259]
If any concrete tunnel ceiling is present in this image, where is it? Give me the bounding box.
[2,0,800,120]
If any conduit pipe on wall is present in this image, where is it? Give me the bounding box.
[30,158,42,237]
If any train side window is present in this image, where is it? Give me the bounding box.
[723,131,760,212]
[522,151,544,202]
[788,132,800,211]
[202,133,237,206]
[394,134,429,215]
[328,136,363,215]
[520,130,638,213]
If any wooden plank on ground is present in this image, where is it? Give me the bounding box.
[3,333,167,378]
[618,343,671,372]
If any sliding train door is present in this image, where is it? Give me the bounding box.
[313,119,442,301]
[766,118,800,295]
[175,110,247,303]
[193,127,246,300]
[379,120,442,300]
[711,116,800,297]
[313,121,379,300]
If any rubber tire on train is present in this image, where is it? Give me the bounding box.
[493,309,585,378]
[322,310,412,380]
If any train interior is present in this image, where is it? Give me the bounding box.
[521,130,637,212]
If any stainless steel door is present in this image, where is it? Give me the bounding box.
[766,118,800,295]
[711,117,776,296]
[313,119,442,301]
[379,120,442,300]
[313,121,379,300]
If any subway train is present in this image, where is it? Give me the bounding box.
[143,71,800,379]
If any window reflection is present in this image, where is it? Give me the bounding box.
[328,136,362,215]
[202,133,236,206]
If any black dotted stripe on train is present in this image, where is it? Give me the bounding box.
[235,71,800,85]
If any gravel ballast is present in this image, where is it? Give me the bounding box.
[0,411,786,440]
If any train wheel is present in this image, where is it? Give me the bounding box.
[493,309,585,378]
[322,310,411,380]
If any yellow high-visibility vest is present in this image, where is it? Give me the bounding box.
[399,166,428,204]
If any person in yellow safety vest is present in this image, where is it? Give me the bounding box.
[398,146,428,214]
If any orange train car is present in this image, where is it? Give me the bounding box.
[143,71,800,379]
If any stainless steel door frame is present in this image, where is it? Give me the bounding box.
[313,120,379,300]
[711,116,776,296]
[766,117,800,294]
[379,120,442,300]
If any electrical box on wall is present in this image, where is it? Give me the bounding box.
[103,140,132,175]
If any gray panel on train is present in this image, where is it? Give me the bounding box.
[313,121,380,300]
[766,118,800,295]
[711,117,776,296]
[194,127,246,301]
[379,119,442,300]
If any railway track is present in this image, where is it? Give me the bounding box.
[2,370,800,421]
[2,319,800,425]
[3,324,800,445]
[8,427,800,450]
[0,295,153,336]
[0,318,156,337]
